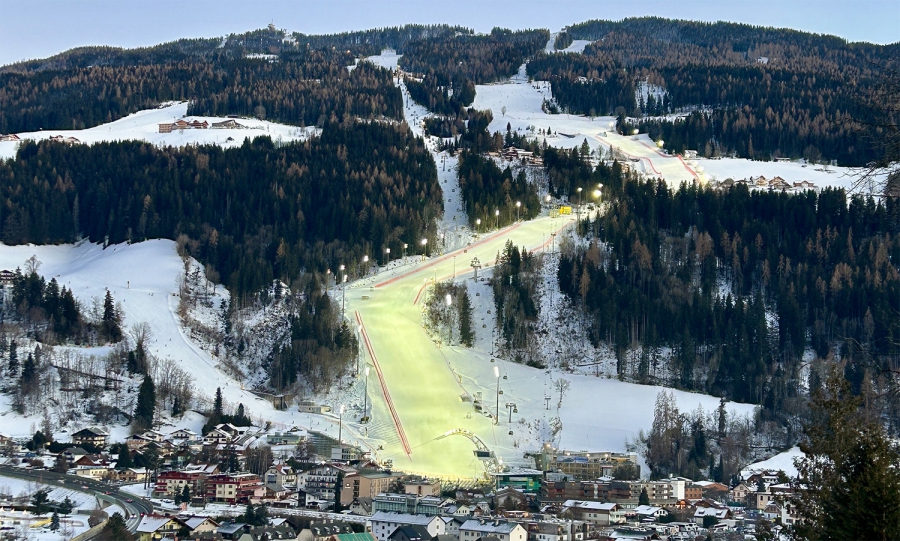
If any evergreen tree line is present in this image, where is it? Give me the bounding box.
[559,180,900,425]
[9,267,123,344]
[292,24,472,56]
[492,240,544,367]
[405,76,476,116]
[424,281,475,347]
[525,17,897,165]
[0,52,401,133]
[430,109,499,154]
[457,151,540,230]
[266,288,358,392]
[542,146,624,201]
[0,122,442,300]
[553,32,574,51]
[400,28,549,115]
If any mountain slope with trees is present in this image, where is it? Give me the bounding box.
[528,17,899,165]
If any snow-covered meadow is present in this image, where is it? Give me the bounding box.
[0,102,317,161]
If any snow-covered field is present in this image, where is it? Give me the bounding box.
[0,240,341,442]
[0,102,317,161]
[741,446,802,479]
[0,475,96,510]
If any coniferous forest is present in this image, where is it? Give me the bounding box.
[560,179,900,432]
[527,17,899,165]
[0,122,442,299]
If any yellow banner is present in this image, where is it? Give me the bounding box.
[559,206,572,215]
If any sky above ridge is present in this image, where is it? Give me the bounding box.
[0,0,898,66]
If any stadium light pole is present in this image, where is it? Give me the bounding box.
[385,247,390,267]
[341,273,348,319]
[421,238,428,259]
[363,366,370,422]
[493,366,501,425]
[476,218,481,233]
[495,209,500,230]
[577,187,583,222]
[403,243,408,263]
[338,404,345,444]
[362,255,369,277]
[516,201,521,222]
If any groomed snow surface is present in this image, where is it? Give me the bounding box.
[0,102,317,161]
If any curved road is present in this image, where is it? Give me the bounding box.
[0,464,154,537]
[344,215,573,478]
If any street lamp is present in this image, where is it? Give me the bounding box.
[445,294,453,344]
[403,243,408,262]
[363,366,370,423]
[476,218,481,232]
[421,238,428,258]
[494,365,500,425]
[338,404,345,444]
[385,247,390,267]
[515,201,521,222]
[362,255,369,276]
[495,209,500,230]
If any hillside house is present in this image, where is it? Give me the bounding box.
[459,519,527,541]
[71,427,108,448]
[369,512,446,541]
[560,501,624,525]
[136,514,186,541]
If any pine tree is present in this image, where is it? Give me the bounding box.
[31,489,50,515]
[133,375,156,432]
[639,487,650,506]
[98,512,133,541]
[180,484,190,504]
[334,472,344,512]
[7,340,17,375]
[20,352,37,389]
[213,387,223,418]
[172,395,182,416]
[55,496,73,516]
[101,289,122,342]
[790,370,900,540]
[50,512,60,531]
[458,289,475,347]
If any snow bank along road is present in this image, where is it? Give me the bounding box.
[344,215,574,478]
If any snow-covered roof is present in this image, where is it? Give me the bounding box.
[460,520,523,534]
[370,512,440,526]
[137,515,176,533]
[634,505,663,515]
[561,500,618,511]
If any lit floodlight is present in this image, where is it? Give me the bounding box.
[365,366,370,377]
[421,238,427,245]
[494,366,500,378]
[363,255,369,263]
[657,140,664,147]
[632,129,639,135]
[445,294,452,306]
[593,189,601,198]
